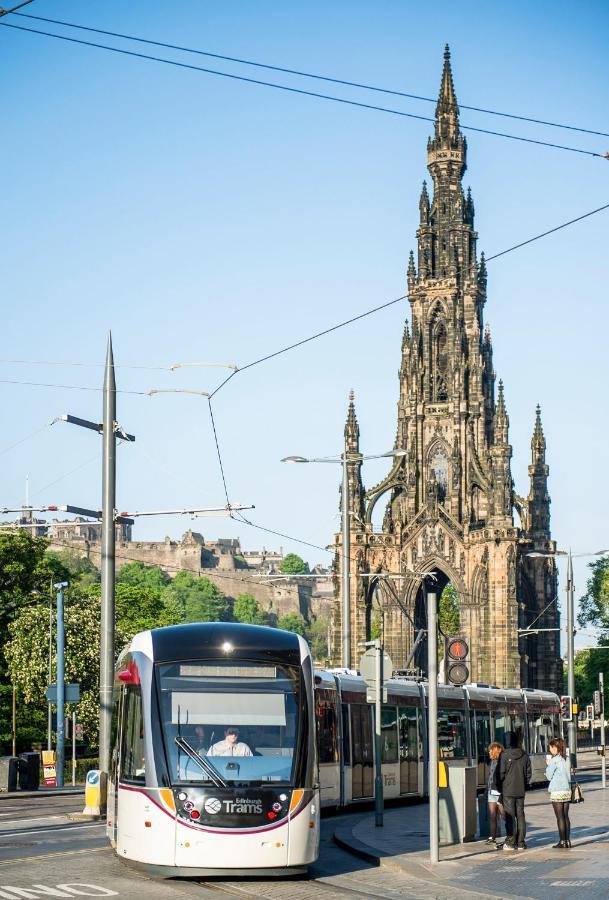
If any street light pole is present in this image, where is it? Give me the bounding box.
[54,580,68,789]
[282,446,406,670]
[47,582,53,751]
[341,452,351,669]
[99,335,116,776]
[566,551,577,769]
[427,581,439,865]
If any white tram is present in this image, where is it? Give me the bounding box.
[315,671,561,808]
[107,621,561,877]
[107,623,319,877]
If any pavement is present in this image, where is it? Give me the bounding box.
[335,763,609,899]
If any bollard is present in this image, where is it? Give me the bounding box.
[82,769,107,818]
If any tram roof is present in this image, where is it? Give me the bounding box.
[146,621,304,664]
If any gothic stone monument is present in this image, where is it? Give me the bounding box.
[332,48,561,693]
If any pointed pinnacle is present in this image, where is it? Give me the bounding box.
[533,404,545,444]
[436,43,459,118]
[104,331,116,390]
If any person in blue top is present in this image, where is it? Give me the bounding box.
[545,737,572,848]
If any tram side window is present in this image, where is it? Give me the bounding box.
[317,701,339,764]
[351,704,373,765]
[381,706,398,763]
[438,709,466,758]
[110,690,121,777]
[475,712,491,763]
[529,715,554,753]
[121,685,145,783]
[511,714,526,750]
[494,713,507,747]
[341,703,351,766]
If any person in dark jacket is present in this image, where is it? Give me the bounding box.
[499,731,532,850]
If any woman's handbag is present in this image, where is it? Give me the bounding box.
[571,780,584,803]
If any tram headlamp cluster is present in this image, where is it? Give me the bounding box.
[222,641,234,654]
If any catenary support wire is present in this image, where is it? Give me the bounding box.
[0,21,605,159]
[12,10,609,139]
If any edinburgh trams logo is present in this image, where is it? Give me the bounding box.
[203,796,263,815]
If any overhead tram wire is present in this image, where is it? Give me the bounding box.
[0,1,36,16]
[485,201,609,261]
[0,21,605,160]
[0,202,606,401]
[0,357,172,371]
[12,10,609,140]
[0,378,148,394]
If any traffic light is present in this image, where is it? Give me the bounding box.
[586,704,594,721]
[594,690,602,715]
[560,695,572,721]
[444,635,470,685]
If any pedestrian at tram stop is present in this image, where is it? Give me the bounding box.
[546,737,572,849]
[499,731,531,851]
[485,742,506,846]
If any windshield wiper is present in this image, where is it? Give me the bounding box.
[174,736,227,788]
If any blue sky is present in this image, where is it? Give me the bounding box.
[1,1,607,648]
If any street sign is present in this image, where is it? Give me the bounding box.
[46,682,80,704]
[75,722,84,741]
[359,648,394,688]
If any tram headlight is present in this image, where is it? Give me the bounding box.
[222,641,233,654]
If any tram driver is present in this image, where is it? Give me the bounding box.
[208,727,253,757]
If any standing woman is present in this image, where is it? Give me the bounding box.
[486,742,506,845]
[546,737,572,848]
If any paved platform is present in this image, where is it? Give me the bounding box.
[335,774,609,899]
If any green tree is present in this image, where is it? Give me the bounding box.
[308,615,330,662]
[277,611,308,637]
[5,581,182,750]
[279,553,310,575]
[578,558,609,643]
[163,571,230,623]
[46,549,100,585]
[370,610,383,641]
[117,561,171,596]
[573,647,609,710]
[233,593,268,625]
[0,531,69,752]
[438,583,460,662]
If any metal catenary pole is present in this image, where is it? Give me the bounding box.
[55,581,67,788]
[600,671,606,789]
[72,710,77,787]
[427,583,439,864]
[341,451,351,669]
[566,551,577,768]
[374,639,384,827]
[47,580,53,751]
[99,334,116,775]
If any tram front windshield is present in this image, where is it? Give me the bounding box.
[157,659,302,786]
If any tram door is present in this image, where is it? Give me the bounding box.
[398,706,419,794]
[474,711,491,789]
[350,703,373,799]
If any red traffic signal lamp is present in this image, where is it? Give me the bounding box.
[445,635,470,686]
[560,695,572,721]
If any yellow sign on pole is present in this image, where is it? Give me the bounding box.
[42,750,57,787]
